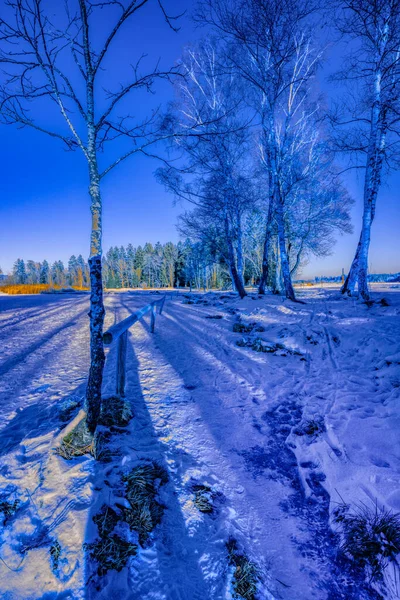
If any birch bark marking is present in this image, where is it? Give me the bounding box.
[81,0,106,433]
[336,4,398,301]
[86,161,106,432]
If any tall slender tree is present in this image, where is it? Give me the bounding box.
[197,0,321,301]
[331,0,400,300]
[158,42,254,298]
[0,0,179,431]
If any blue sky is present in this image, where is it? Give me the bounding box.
[0,0,398,277]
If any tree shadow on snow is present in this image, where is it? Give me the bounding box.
[84,330,214,600]
[0,381,85,459]
[137,301,382,600]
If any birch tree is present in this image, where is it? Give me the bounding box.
[332,0,400,300]
[0,0,179,432]
[157,42,254,298]
[197,0,321,301]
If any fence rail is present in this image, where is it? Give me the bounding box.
[103,295,166,397]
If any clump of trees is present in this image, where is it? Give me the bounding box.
[11,257,89,287]
[157,2,355,302]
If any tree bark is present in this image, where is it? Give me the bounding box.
[341,235,361,295]
[258,169,274,295]
[224,216,247,298]
[275,192,296,301]
[85,163,106,432]
[342,25,389,301]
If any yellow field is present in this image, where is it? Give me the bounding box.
[0,284,89,294]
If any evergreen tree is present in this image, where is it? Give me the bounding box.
[68,255,78,286]
[39,260,49,284]
[76,255,88,287]
[26,260,39,284]
[13,259,27,284]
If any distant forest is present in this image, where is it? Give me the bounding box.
[5,241,399,290]
[7,240,249,290]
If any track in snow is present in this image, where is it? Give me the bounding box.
[0,288,399,600]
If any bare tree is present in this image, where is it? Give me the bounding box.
[0,0,179,432]
[157,42,254,298]
[197,0,321,301]
[331,0,400,300]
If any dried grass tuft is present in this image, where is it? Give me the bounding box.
[99,396,132,428]
[294,418,326,438]
[0,498,20,525]
[50,540,61,571]
[226,538,259,600]
[55,418,94,460]
[84,535,137,576]
[192,484,214,514]
[333,502,400,582]
[233,322,265,334]
[122,462,168,546]
[93,504,120,538]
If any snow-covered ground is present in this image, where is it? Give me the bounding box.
[0,285,399,599]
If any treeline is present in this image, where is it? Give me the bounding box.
[11,256,89,288]
[8,238,266,290]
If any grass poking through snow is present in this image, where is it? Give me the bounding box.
[122,462,168,546]
[84,535,137,577]
[192,484,214,514]
[50,540,61,572]
[55,418,94,460]
[226,538,259,600]
[98,396,132,428]
[0,498,20,525]
[333,502,400,583]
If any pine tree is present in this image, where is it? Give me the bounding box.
[68,255,78,286]
[39,260,49,284]
[13,259,27,284]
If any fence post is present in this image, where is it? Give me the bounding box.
[150,304,156,333]
[116,330,127,397]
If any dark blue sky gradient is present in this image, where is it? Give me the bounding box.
[0,0,398,277]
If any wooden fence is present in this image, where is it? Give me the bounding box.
[103,295,166,397]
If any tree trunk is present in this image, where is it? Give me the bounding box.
[269,235,283,294]
[357,203,373,300]
[342,38,388,301]
[258,170,274,295]
[341,235,361,295]
[275,194,296,301]
[224,216,246,298]
[85,157,106,433]
[236,215,245,290]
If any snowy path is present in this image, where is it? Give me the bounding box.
[0,288,399,599]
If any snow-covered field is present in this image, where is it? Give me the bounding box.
[0,285,399,600]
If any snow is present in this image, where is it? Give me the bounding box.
[0,286,399,599]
